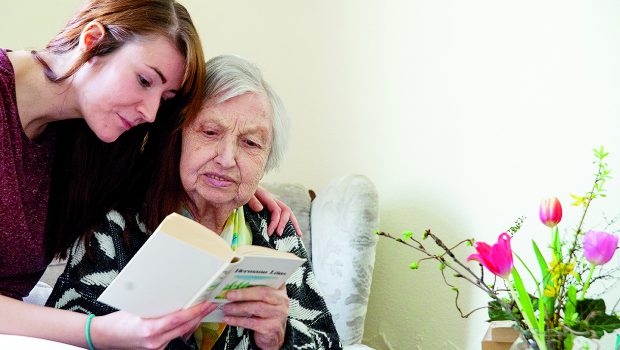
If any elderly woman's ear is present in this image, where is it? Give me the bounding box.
[249,187,302,237]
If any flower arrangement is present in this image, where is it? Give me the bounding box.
[378,147,620,350]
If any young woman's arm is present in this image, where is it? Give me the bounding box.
[0,296,214,349]
[250,186,303,236]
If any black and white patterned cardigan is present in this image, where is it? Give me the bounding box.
[46,207,342,350]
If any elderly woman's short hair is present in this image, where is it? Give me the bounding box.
[198,55,290,172]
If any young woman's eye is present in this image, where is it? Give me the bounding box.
[138,75,151,88]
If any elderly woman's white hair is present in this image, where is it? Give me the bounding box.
[201,54,290,172]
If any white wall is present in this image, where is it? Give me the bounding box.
[2,1,620,349]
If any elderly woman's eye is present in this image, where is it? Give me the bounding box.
[204,130,217,136]
[244,139,260,148]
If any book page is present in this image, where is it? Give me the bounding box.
[98,216,231,318]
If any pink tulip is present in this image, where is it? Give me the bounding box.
[467,233,514,279]
[583,230,618,266]
[539,197,562,228]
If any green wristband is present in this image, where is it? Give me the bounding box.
[85,314,95,350]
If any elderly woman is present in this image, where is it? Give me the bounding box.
[46,55,342,350]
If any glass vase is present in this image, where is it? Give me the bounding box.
[509,336,540,350]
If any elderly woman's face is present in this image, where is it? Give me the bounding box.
[179,93,273,210]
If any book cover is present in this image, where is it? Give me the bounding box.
[97,213,305,321]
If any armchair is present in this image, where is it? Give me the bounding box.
[263,174,379,350]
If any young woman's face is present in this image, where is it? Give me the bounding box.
[76,35,185,142]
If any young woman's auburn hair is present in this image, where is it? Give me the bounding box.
[44,0,206,259]
[38,0,205,119]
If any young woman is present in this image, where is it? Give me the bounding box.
[0,1,296,348]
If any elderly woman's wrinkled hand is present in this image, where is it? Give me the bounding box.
[222,286,289,350]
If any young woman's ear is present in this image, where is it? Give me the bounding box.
[78,21,106,52]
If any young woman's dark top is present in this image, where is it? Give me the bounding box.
[0,49,56,299]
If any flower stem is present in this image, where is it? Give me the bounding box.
[579,264,595,300]
[550,226,560,261]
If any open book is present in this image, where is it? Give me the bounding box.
[98,213,305,322]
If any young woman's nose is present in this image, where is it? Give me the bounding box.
[137,92,161,123]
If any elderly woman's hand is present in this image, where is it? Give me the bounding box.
[250,187,303,237]
[222,286,289,350]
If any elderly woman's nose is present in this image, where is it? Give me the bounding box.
[215,139,237,168]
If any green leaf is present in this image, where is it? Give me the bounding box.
[487,300,513,321]
[565,285,577,326]
[594,145,608,159]
[409,262,419,270]
[577,298,606,316]
[439,262,445,271]
[588,313,620,338]
[532,241,555,318]
[536,293,545,332]
[402,230,413,240]
[570,298,620,338]
[571,194,585,207]
[564,333,574,349]
[511,268,542,334]
[532,240,549,279]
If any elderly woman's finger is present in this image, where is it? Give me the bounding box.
[223,300,285,319]
[222,312,287,349]
[222,314,260,331]
[223,313,286,349]
[226,286,288,305]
